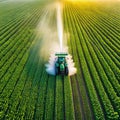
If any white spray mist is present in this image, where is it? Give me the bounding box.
[39,2,77,76]
[67,54,77,76]
[57,2,63,52]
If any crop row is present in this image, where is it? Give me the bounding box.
[64,8,81,120]
[64,9,94,120]
[75,4,120,56]
[75,4,120,49]
[65,3,120,119]
[72,4,120,86]
[65,4,105,120]
[0,33,33,94]
[0,2,45,46]
[88,15,120,55]
[76,3,120,117]
[78,17,120,113]
[13,38,44,119]
[64,8,93,120]
[0,7,43,47]
[73,3,120,116]
[0,7,43,79]
[74,7,120,87]
[0,34,43,119]
[0,4,45,119]
[0,43,31,119]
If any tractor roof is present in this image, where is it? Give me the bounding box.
[55,53,68,57]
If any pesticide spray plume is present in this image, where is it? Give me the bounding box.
[36,1,77,76]
[56,2,63,52]
[67,54,77,76]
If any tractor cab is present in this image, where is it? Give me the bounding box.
[55,53,69,75]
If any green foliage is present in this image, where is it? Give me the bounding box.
[0,1,120,120]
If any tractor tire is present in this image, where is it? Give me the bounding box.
[65,67,69,76]
[55,66,59,75]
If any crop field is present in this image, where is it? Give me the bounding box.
[0,0,120,120]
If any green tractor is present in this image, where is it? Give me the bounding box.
[55,53,69,76]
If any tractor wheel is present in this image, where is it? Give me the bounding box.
[65,67,69,75]
[55,66,59,75]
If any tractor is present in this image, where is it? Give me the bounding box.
[55,53,69,76]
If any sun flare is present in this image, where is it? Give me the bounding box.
[64,0,118,2]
